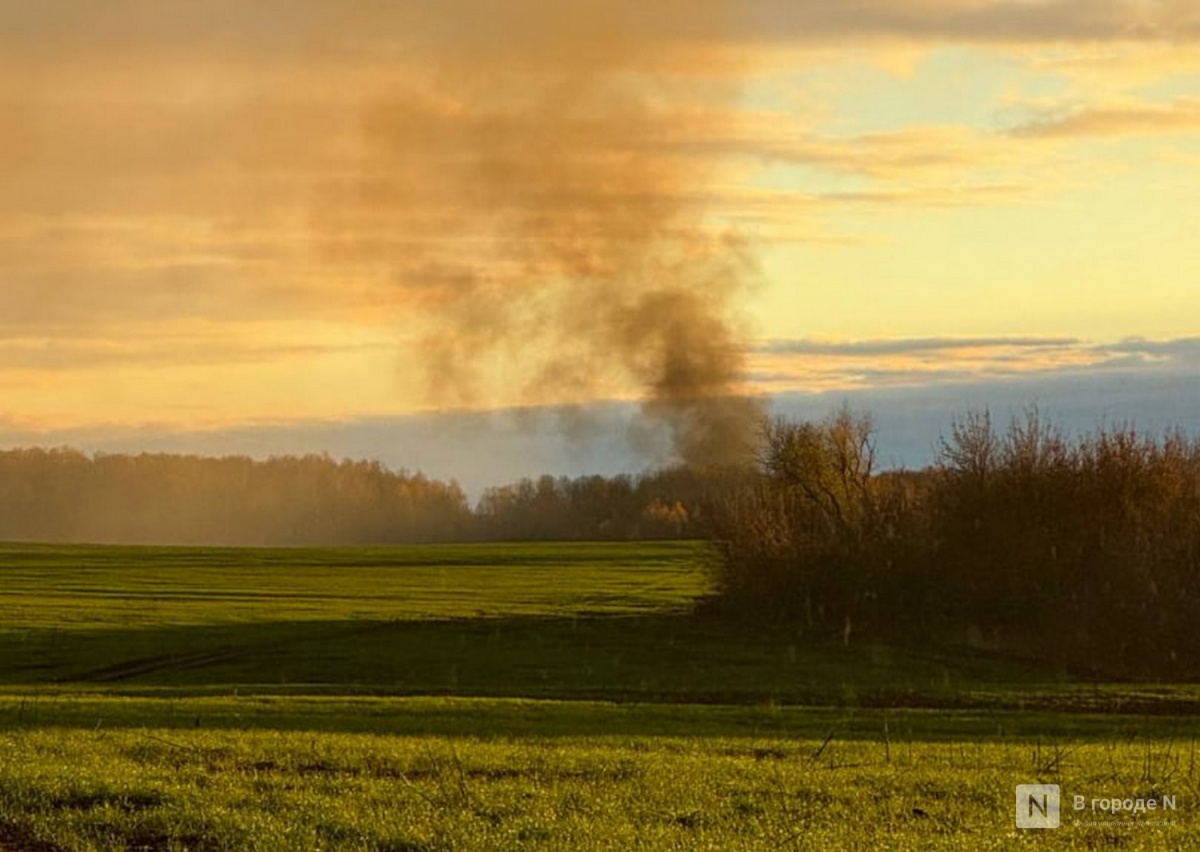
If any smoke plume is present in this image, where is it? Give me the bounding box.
[0,1,766,466]
[326,4,765,467]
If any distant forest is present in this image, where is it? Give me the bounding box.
[0,448,722,545]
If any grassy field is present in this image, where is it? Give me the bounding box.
[2,540,1199,849]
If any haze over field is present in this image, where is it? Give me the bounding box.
[2,0,1197,481]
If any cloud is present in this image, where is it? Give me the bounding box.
[751,335,1200,393]
[0,336,392,372]
[1008,97,1200,138]
[759,335,1080,356]
[748,1,1200,45]
[711,121,1022,178]
[1029,42,1200,92]
[0,7,1179,339]
[2,1,1196,58]
[1106,336,1200,359]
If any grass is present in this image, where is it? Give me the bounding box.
[0,541,707,628]
[0,539,1054,706]
[1,539,1198,848]
[2,714,1198,850]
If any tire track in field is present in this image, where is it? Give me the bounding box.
[79,649,242,682]
[73,620,397,683]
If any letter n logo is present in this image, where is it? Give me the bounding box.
[1016,784,1060,828]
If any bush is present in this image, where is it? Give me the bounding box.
[708,407,1200,679]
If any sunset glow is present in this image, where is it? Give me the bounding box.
[2,2,1197,460]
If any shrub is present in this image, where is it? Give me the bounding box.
[708,407,1200,679]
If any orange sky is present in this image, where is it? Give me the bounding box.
[2,1,1198,436]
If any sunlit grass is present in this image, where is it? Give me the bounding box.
[2,713,1197,850]
[0,541,709,629]
[2,541,1199,849]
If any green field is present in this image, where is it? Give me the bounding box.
[2,541,1199,849]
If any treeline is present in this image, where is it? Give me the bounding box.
[475,467,744,540]
[709,408,1200,679]
[0,448,473,545]
[0,448,723,546]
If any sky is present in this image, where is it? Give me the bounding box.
[2,1,1198,487]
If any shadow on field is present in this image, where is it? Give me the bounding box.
[9,611,1200,718]
[7,687,1200,741]
[2,612,1060,698]
[6,612,1200,741]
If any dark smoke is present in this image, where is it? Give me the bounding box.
[334,6,765,467]
[0,0,767,469]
